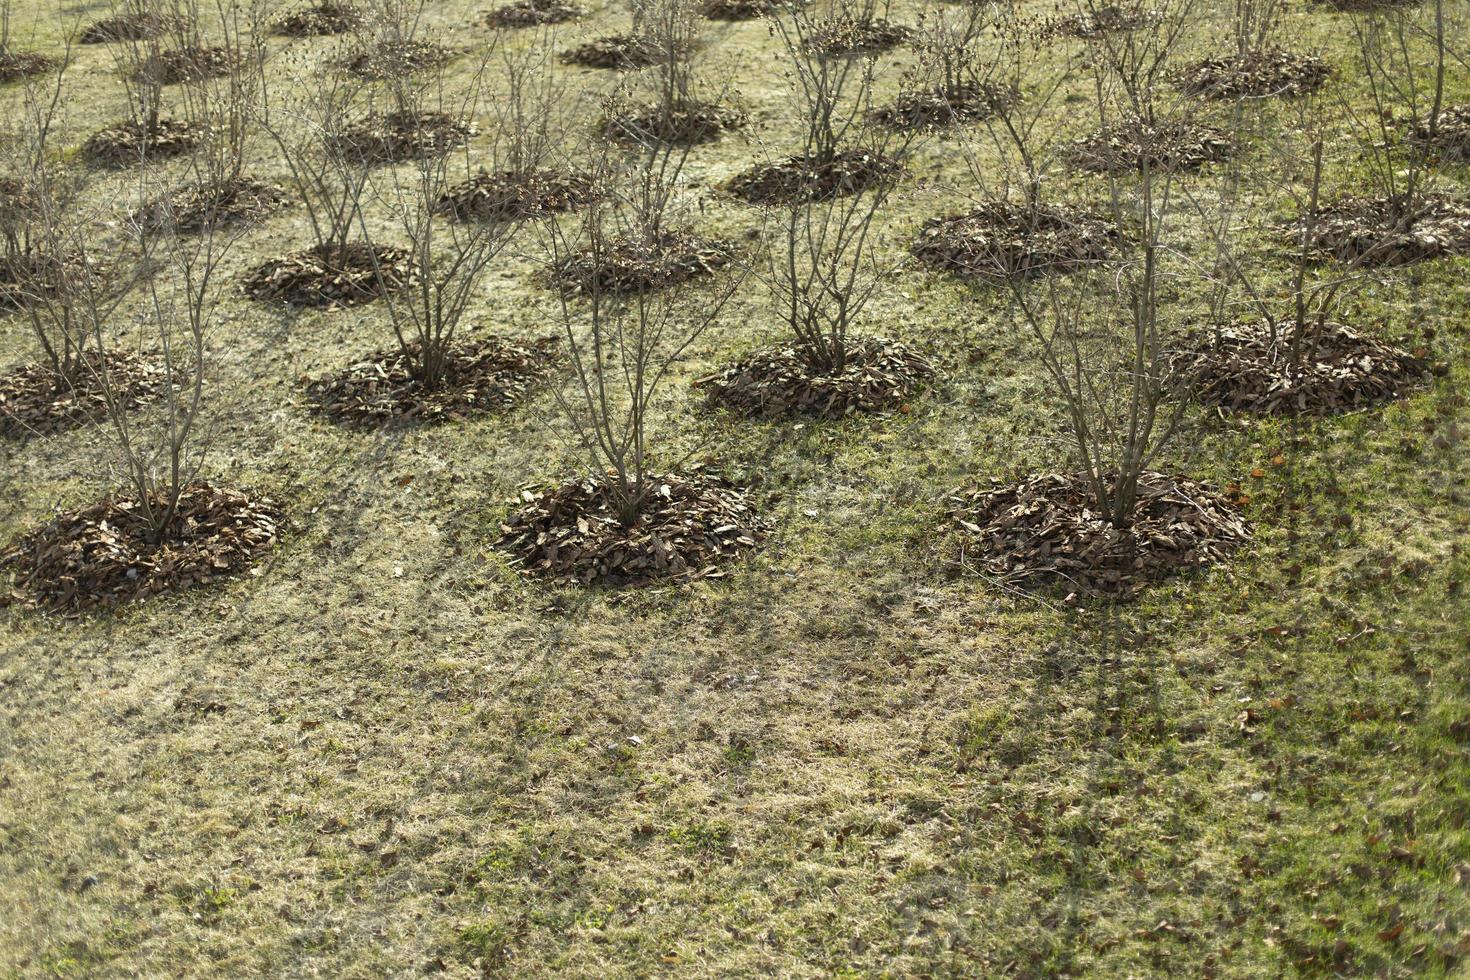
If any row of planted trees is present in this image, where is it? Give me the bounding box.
[0,0,1463,604]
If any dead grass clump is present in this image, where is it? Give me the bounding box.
[1297,193,1470,265]
[801,16,910,57]
[1414,105,1470,163]
[332,111,476,165]
[133,177,291,231]
[306,336,559,426]
[560,34,669,69]
[0,350,165,439]
[78,13,177,44]
[727,150,903,205]
[344,39,451,79]
[497,470,767,585]
[1066,116,1232,174]
[602,99,746,145]
[486,0,584,27]
[0,483,284,612]
[910,202,1122,279]
[948,471,1250,597]
[0,49,54,81]
[273,2,362,36]
[695,337,935,418]
[242,243,416,308]
[871,82,1018,130]
[551,229,731,294]
[1173,50,1332,99]
[81,118,205,165]
[435,168,597,221]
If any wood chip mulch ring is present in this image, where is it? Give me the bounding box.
[1042,4,1160,38]
[331,111,477,165]
[1065,117,1232,175]
[701,0,797,20]
[486,0,585,27]
[137,45,240,85]
[727,150,904,205]
[1166,320,1431,416]
[273,2,363,36]
[871,82,1020,130]
[1413,105,1470,164]
[910,201,1123,280]
[0,251,78,311]
[305,335,561,427]
[1307,0,1422,10]
[497,468,768,586]
[343,39,452,80]
[559,34,669,70]
[1173,50,1332,100]
[0,49,56,82]
[695,337,936,418]
[1295,193,1470,267]
[802,17,911,57]
[81,118,206,166]
[133,177,292,231]
[0,350,166,440]
[78,13,179,44]
[435,168,598,221]
[0,482,285,613]
[551,230,732,295]
[242,243,417,309]
[602,100,747,146]
[947,471,1250,598]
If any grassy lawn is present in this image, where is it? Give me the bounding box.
[1,0,1469,975]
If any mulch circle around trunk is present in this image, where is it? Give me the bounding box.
[435,168,597,221]
[560,34,669,70]
[1174,50,1331,99]
[332,111,476,164]
[871,82,1019,130]
[1044,4,1160,38]
[497,469,768,586]
[0,251,74,310]
[702,0,795,20]
[82,118,205,166]
[947,471,1250,597]
[727,150,903,205]
[306,335,560,426]
[0,351,165,439]
[0,49,56,82]
[486,0,584,26]
[911,202,1122,279]
[1167,320,1431,416]
[1066,117,1231,174]
[78,13,178,44]
[273,2,363,36]
[1296,194,1470,266]
[602,99,746,145]
[134,177,291,231]
[139,45,238,85]
[802,17,910,57]
[0,483,285,612]
[1413,105,1470,164]
[695,337,936,418]
[551,229,732,294]
[242,243,416,308]
[344,39,451,80]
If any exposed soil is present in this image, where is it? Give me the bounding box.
[242,243,417,309]
[602,99,746,145]
[78,13,178,44]
[435,168,597,221]
[695,337,935,418]
[497,469,768,586]
[0,483,285,612]
[702,0,795,20]
[273,2,363,36]
[133,177,291,231]
[1066,116,1232,174]
[306,336,560,427]
[332,111,476,165]
[1414,104,1470,164]
[486,0,584,27]
[560,34,669,69]
[872,82,1019,130]
[81,118,205,166]
[137,45,238,85]
[947,471,1250,597]
[1297,193,1470,266]
[344,40,452,80]
[0,49,56,82]
[1167,320,1431,416]
[802,17,911,57]
[551,229,732,295]
[0,350,165,440]
[1044,4,1160,38]
[1174,50,1331,99]
[727,149,904,205]
[910,201,1122,279]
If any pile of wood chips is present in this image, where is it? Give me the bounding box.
[79,13,178,43]
[306,336,560,426]
[872,82,1019,130]
[0,351,166,439]
[1300,194,1470,266]
[274,2,362,36]
[486,0,584,27]
[948,471,1250,597]
[702,0,794,20]
[1066,116,1232,174]
[1174,50,1332,99]
[727,150,903,205]
[552,229,732,294]
[333,111,476,165]
[498,469,767,586]
[696,337,936,418]
[0,49,55,82]
[0,251,74,310]
[603,99,747,146]
[138,45,239,85]
[911,201,1122,279]
[243,243,416,309]
[1415,105,1470,163]
[560,34,668,70]
[436,168,597,222]
[1,483,285,612]
[1042,4,1160,38]
[134,177,291,231]
[82,118,205,166]
[344,40,451,80]
[802,17,911,57]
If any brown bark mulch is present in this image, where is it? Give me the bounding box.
[1414,105,1470,164]
[603,99,747,145]
[0,49,56,82]
[702,0,795,20]
[727,149,903,205]
[802,17,910,57]
[1043,4,1160,38]
[551,229,732,295]
[331,111,476,164]
[344,39,452,80]
[435,168,597,221]
[242,243,416,309]
[306,336,560,427]
[138,45,239,85]
[1066,116,1232,174]
[947,471,1250,597]
[1296,193,1470,266]
[1,483,285,612]
[134,177,291,231]
[1167,320,1431,416]
[497,469,767,586]
[910,201,1122,279]
[871,82,1019,130]
[560,35,668,70]
[78,13,178,44]
[695,337,936,418]
[82,118,205,166]
[1173,50,1332,99]
[0,351,165,439]
[274,2,363,36]
[486,0,584,26]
